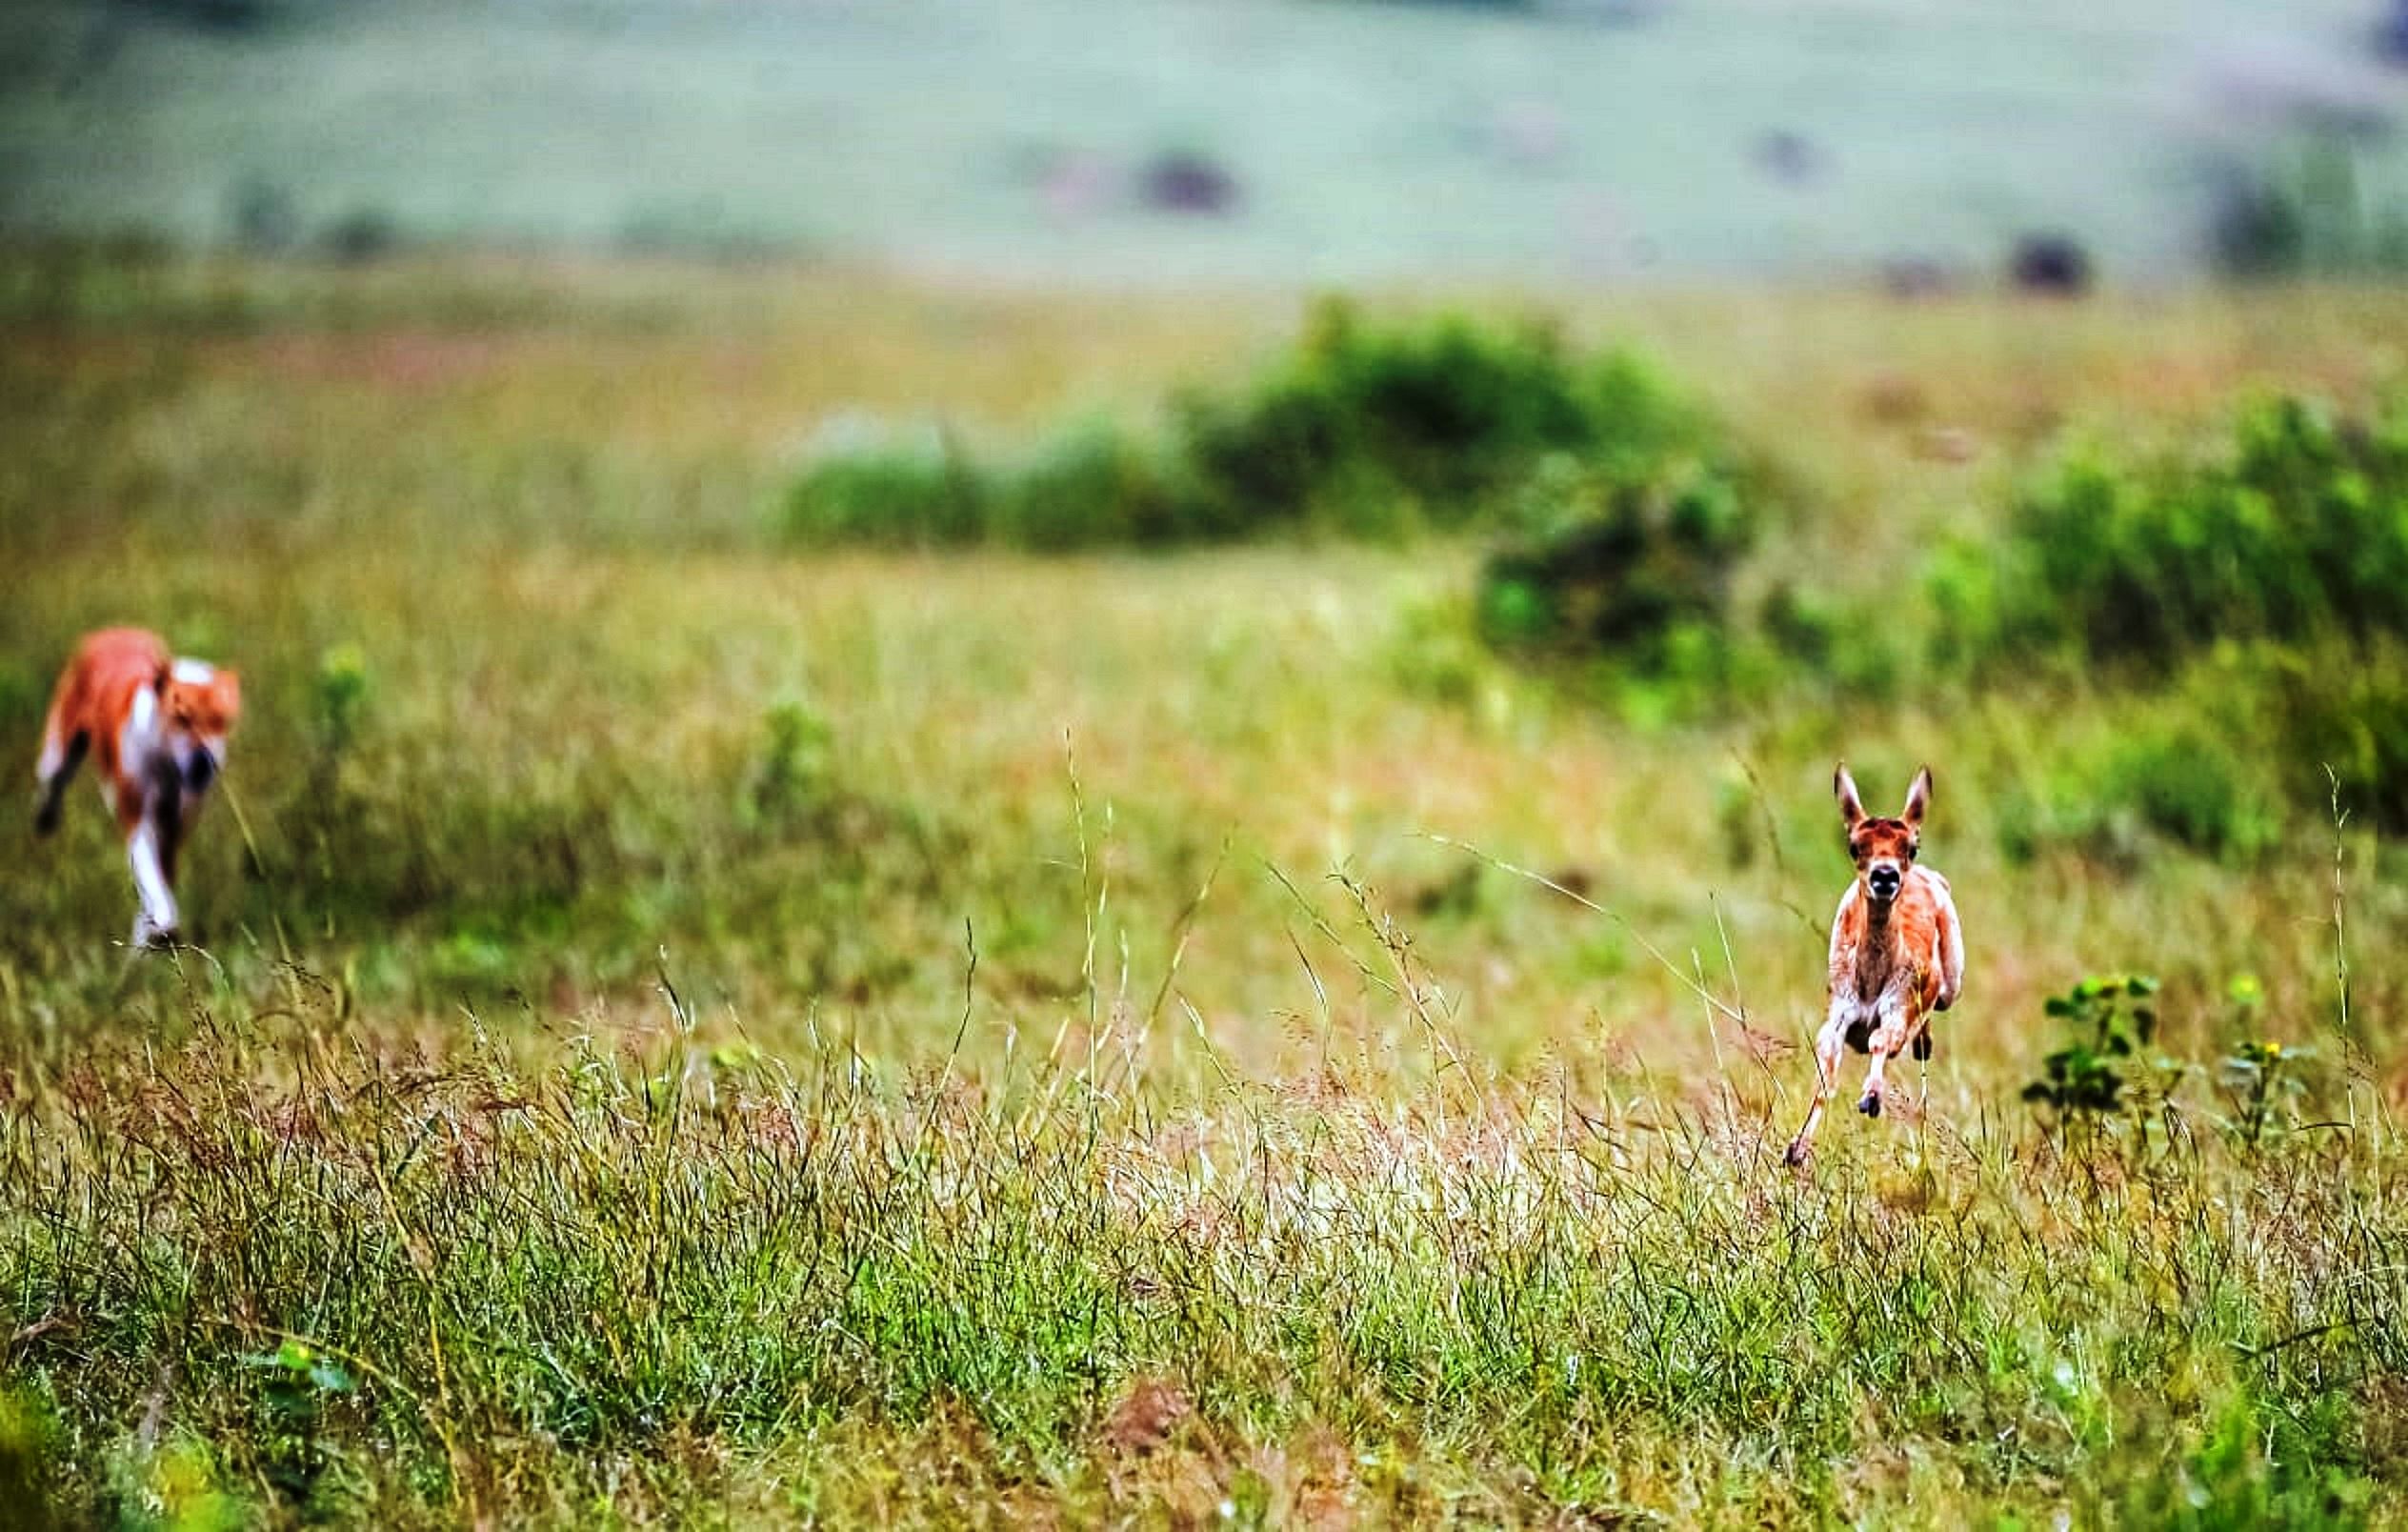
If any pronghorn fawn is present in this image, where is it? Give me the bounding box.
[1783,764,1964,1167]
[33,628,241,949]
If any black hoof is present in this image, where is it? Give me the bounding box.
[1782,1139,1809,1168]
[1857,1091,1882,1118]
[32,799,60,837]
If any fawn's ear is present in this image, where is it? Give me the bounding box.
[1902,765,1933,829]
[1835,762,1866,831]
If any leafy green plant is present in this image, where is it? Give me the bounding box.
[2024,974,2168,1132]
[249,1340,356,1417]
[2217,973,2317,1150]
[2220,1037,2312,1151]
[246,1339,356,1508]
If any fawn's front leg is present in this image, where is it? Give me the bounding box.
[1856,992,1916,1118]
[124,788,182,949]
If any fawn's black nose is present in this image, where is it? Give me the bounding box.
[186,753,216,792]
[1867,864,1901,899]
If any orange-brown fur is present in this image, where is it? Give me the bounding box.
[1783,763,1964,1167]
[34,627,242,947]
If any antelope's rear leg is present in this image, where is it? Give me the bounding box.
[32,730,88,836]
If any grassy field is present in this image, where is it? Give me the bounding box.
[2,253,2406,1524]
[4,0,2404,280]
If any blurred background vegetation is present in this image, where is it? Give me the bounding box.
[9,0,2408,283]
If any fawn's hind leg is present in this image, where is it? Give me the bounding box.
[1785,998,1854,1166]
[32,729,88,836]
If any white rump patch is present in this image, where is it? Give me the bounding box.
[171,658,216,684]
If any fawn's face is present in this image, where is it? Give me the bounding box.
[162,666,241,793]
[1836,764,1930,907]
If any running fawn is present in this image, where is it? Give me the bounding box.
[1783,763,1963,1167]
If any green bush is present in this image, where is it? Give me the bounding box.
[1474,451,1757,670]
[1992,641,2408,864]
[2250,637,2408,834]
[1174,301,1704,536]
[779,300,1724,548]
[2097,728,2281,863]
[1992,712,2278,869]
[1936,393,2408,673]
[997,415,1191,549]
[1757,582,1902,698]
[783,425,986,547]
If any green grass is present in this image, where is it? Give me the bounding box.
[10,987,2400,1524]
[3,253,2408,1523]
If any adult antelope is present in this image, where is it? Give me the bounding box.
[1783,763,1964,1167]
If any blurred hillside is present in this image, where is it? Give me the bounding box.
[5,0,2408,283]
